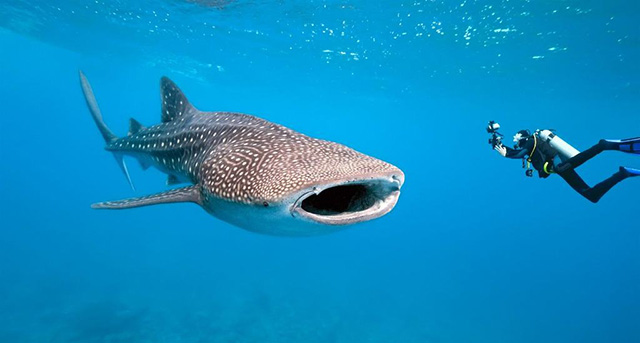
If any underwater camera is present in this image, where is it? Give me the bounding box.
[486,121,503,146]
[486,121,501,133]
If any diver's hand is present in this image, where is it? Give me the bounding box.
[494,144,507,157]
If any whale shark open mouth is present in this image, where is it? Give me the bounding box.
[291,175,402,225]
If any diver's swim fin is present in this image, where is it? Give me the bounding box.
[620,166,640,178]
[604,137,640,154]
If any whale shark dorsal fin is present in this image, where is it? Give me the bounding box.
[160,77,195,123]
[128,118,146,136]
[91,186,201,209]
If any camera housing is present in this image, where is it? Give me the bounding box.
[486,121,501,133]
[486,121,503,146]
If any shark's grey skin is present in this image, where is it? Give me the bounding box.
[80,71,404,236]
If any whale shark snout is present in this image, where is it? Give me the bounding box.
[291,172,404,226]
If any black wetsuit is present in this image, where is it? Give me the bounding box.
[504,136,630,203]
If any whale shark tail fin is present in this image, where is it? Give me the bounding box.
[79,71,135,191]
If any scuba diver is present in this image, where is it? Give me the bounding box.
[486,121,640,203]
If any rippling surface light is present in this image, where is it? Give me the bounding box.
[2,0,636,93]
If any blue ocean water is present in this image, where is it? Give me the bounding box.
[0,0,638,342]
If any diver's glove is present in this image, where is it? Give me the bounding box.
[494,143,507,157]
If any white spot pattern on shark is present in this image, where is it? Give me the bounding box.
[80,71,404,236]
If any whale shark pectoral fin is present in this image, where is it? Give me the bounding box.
[91,186,201,209]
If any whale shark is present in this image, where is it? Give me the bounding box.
[80,71,404,236]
